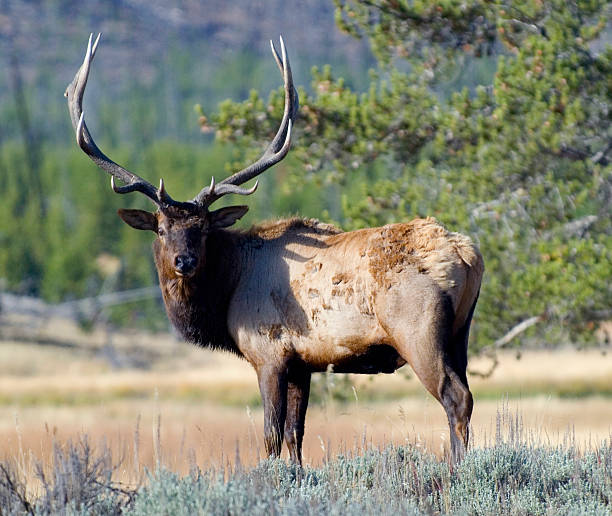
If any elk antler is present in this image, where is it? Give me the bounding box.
[195,35,299,208]
[65,34,189,210]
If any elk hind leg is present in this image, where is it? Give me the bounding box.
[409,341,472,464]
[381,282,473,463]
[442,295,479,461]
[440,365,473,463]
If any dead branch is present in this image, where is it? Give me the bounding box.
[0,287,161,321]
[493,314,545,349]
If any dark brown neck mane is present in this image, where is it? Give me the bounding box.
[154,229,244,355]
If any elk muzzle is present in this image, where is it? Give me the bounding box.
[173,254,197,277]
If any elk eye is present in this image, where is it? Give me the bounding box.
[158,228,166,237]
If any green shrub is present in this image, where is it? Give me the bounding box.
[127,441,611,515]
[1,433,609,515]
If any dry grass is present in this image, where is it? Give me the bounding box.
[2,395,611,499]
[0,314,610,491]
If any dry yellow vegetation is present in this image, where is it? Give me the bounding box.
[0,314,610,486]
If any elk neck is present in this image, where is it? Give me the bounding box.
[153,228,245,355]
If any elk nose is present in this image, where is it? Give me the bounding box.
[174,255,196,275]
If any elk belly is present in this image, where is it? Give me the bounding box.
[293,299,401,373]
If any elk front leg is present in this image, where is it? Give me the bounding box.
[257,364,288,458]
[284,366,311,465]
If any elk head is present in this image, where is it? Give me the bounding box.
[65,34,298,280]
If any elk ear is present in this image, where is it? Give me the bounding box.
[209,205,249,229]
[117,209,158,232]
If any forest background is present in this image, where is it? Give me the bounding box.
[1,0,611,357]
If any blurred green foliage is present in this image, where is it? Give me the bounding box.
[0,137,329,329]
[206,0,612,353]
[0,1,610,352]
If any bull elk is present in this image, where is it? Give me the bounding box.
[66,34,484,464]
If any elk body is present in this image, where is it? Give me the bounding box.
[66,35,484,465]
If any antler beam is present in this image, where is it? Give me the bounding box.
[67,34,298,212]
[195,35,299,208]
[65,34,188,209]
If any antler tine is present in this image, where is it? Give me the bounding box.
[194,176,260,209]
[65,33,99,129]
[194,36,298,207]
[265,36,299,154]
[66,34,185,209]
[221,36,298,185]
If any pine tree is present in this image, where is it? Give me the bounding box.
[204,1,612,354]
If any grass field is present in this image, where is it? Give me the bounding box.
[0,314,610,512]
